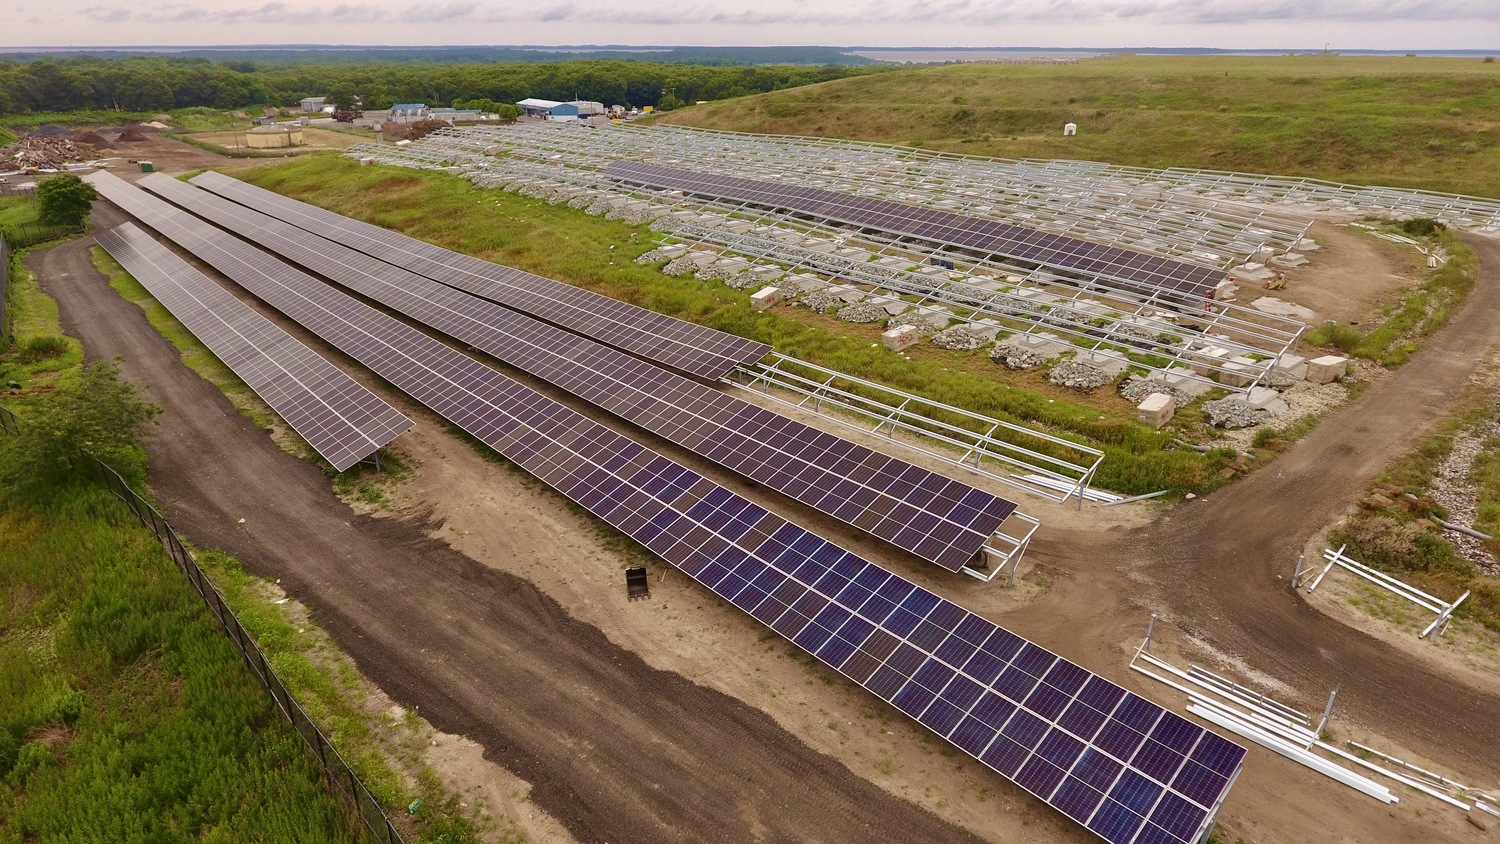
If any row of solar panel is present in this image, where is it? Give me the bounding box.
[93,225,412,471]
[603,160,1227,301]
[144,172,1017,572]
[189,170,771,382]
[87,169,1243,844]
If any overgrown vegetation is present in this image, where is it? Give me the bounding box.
[1301,227,1477,365]
[1330,403,1500,632]
[661,55,1500,198]
[2,239,488,843]
[240,155,1240,495]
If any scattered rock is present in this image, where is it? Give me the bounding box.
[1119,375,1192,405]
[930,324,997,351]
[990,338,1050,370]
[837,302,887,323]
[660,257,700,277]
[1047,359,1115,392]
[1203,397,1274,429]
[794,290,846,313]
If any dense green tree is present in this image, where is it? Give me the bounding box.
[36,174,98,228]
[1,360,160,485]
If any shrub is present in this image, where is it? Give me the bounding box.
[1400,217,1445,237]
[16,335,68,363]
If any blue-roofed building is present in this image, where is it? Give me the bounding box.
[516,98,605,121]
[390,103,430,123]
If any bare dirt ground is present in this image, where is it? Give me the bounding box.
[31,180,1500,844]
[93,132,271,181]
[1264,220,1427,326]
[186,127,371,154]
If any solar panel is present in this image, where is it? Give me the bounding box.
[93,223,412,472]
[88,170,1244,844]
[602,160,1227,304]
[137,172,1018,572]
[186,170,771,381]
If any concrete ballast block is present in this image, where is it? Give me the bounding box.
[1306,355,1349,384]
[1137,393,1176,429]
[750,287,782,311]
[882,325,923,351]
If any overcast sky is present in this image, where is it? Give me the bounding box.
[2,0,1497,50]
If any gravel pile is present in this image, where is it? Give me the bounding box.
[1048,359,1116,392]
[1426,417,1500,573]
[1261,368,1297,389]
[661,257,700,277]
[635,248,674,264]
[566,193,596,209]
[795,290,846,313]
[837,302,888,323]
[1118,375,1192,405]
[650,216,684,233]
[931,325,995,351]
[887,311,944,336]
[724,272,764,290]
[584,198,613,217]
[695,261,746,283]
[777,276,826,297]
[990,339,1049,370]
[1203,397,1274,429]
[615,205,663,225]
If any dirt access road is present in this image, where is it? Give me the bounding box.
[31,218,984,843]
[1012,234,1500,770]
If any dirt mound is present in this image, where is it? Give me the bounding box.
[115,128,148,143]
[72,130,109,146]
[32,123,72,137]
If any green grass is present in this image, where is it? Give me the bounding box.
[0,470,369,843]
[1301,228,1477,365]
[2,106,258,134]
[0,255,83,388]
[238,155,1238,495]
[660,55,1500,198]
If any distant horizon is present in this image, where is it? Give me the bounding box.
[1,44,1496,54]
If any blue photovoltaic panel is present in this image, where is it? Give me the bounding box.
[93,223,412,471]
[602,160,1228,304]
[87,170,1244,844]
[138,172,1017,572]
[187,170,772,381]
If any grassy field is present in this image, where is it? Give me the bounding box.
[238,154,1249,495]
[659,55,1500,198]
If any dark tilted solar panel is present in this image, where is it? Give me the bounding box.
[138,173,1016,572]
[93,223,412,471]
[88,171,1245,844]
[184,170,770,381]
[602,160,1226,303]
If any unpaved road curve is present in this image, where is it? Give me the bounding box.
[30,225,987,844]
[1137,233,1500,771]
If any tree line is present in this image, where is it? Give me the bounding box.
[0,56,881,115]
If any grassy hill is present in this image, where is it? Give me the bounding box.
[657,55,1500,198]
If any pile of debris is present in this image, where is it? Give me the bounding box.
[1119,375,1192,405]
[836,302,887,323]
[1048,359,1116,392]
[115,127,149,143]
[990,338,1050,370]
[1203,396,1274,429]
[72,130,110,147]
[2,133,92,169]
[931,324,998,351]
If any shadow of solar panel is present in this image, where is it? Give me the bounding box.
[604,160,1226,303]
[92,169,1243,844]
[188,171,770,381]
[93,224,411,471]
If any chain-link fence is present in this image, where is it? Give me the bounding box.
[0,410,407,844]
[1,231,10,349]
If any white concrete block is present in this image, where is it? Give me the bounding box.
[1218,355,1263,388]
[1306,355,1349,384]
[1189,346,1230,376]
[882,325,923,351]
[1246,387,1281,409]
[750,287,782,311]
[1137,393,1176,429]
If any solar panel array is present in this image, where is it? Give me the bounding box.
[604,160,1229,303]
[187,170,770,381]
[138,172,1017,571]
[89,170,1246,843]
[94,223,412,472]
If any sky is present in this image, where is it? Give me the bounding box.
[2,0,1498,50]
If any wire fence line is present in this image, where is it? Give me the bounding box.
[1,231,10,348]
[0,410,407,844]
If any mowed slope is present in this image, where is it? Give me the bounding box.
[658,55,1500,198]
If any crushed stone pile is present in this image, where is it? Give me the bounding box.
[72,130,109,147]
[837,302,887,323]
[1048,359,1115,392]
[1203,397,1273,429]
[115,127,148,142]
[931,325,995,351]
[776,276,825,297]
[886,311,944,336]
[1118,375,1192,405]
[660,257,700,277]
[795,290,846,313]
[695,261,748,284]
[3,134,91,168]
[723,272,763,290]
[990,338,1050,370]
